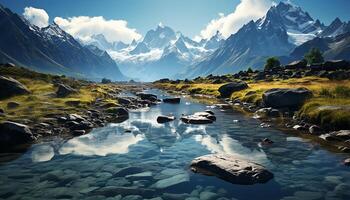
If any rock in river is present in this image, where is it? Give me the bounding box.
[218,81,248,98]
[137,93,157,102]
[106,107,129,117]
[190,154,273,185]
[163,97,181,104]
[0,76,30,99]
[320,130,350,142]
[157,115,176,123]
[0,121,36,147]
[181,112,216,124]
[262,88,312,109]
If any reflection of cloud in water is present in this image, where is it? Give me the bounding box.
[183,125,207,135]
[31,145,55,162]
[59,128,144,156]
[194,134,269,164]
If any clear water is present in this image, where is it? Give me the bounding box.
[1,89,350,200]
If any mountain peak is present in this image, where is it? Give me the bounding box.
[158,22,164,28]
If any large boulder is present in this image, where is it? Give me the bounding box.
[262,88,312,109]
[0,76,30,99]
[56,84,77,98]
[190,154,273,185]
[218,81,248,98]
[0,121,36,146]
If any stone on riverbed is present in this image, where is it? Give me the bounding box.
[320,130,350,142]
[163,97,181,104]
[152,173,189,189]
[157,115,176,123]
[190,154,273,185]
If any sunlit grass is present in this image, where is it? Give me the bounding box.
[155,76,350,129]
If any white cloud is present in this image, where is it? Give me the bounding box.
[195,0,273,40]
[54,16,142,44]
[23,7,49,28]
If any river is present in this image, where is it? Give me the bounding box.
[0,89,349,200]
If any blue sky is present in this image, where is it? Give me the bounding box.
[1,0,350,42]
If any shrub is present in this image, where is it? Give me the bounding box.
[319,88,333,97]
[304,48,324,65]
[247,67,254,73]
[101,78,112,84]
[334,86,350,98]
[264,57,280,71]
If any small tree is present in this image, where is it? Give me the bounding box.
[247,67,253,73]
[264,57,280,71]
[101,78,112,84]
[304,48,324,65]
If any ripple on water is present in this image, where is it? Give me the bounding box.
[1,89,350,200]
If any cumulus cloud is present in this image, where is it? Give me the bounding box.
[23,7,49,28]
[195,0,273,40]
[54,16,142,44]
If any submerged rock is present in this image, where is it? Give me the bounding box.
[218,81,248,98]
[0,121,36,147]
[262,88,312,109]
[152,173,189,189]
[190,154,273,185]
[0,76,30,99]
[163,97,181,104]
[157,115,176,123]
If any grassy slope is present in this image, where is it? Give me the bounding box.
[0,66,120,123]
[155,77,350,130]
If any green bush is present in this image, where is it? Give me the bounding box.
[264,57,280,71]
[334,86,350,98]
[305,48,324,65]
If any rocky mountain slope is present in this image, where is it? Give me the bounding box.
[0,5,126,81]
[181,1,327,78]
[290,32,350,61]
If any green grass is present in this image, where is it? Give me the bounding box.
[155,76,350,130]
[0,66,122,123]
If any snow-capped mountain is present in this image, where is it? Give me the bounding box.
[85,24,224,81]
[181,1,328,78]
[256,1,324,46]
[0,5,126,81]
